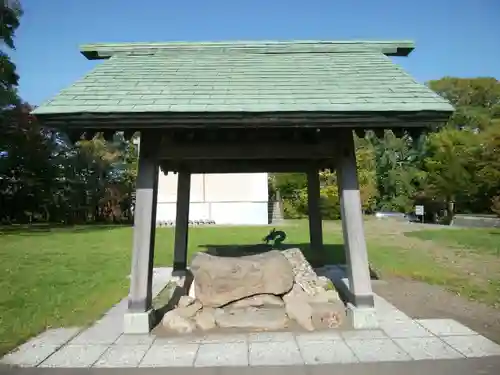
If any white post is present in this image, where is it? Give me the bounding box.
[337,129,377,328]
[124,133,158,334]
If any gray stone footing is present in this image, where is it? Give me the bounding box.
[346,302,379,329]
[123,310,154,334]
[171,268,188,277]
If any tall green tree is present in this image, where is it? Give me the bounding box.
[0,0,22,109]
[370,131,424,212]
[428,77,500,131]
[422,127,480,219]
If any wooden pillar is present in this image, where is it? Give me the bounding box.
[337,129,374,308]
[173,171,191,276]
[125,132,158,333]
[307,168,323,253]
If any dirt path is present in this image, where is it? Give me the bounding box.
[323,219,500,342]
[374,278,500,344]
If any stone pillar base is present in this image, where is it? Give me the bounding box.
[171,268,188,277]
[346,303,379,329]
[123,310,154,334]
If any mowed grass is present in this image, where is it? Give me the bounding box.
[1,221,499,355]
[406,227,500,256]
[0,222,342,355]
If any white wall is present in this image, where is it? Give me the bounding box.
[156,172,269,225]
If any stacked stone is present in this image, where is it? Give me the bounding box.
[162,248,343,333]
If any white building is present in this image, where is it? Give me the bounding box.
[156,172,269,225]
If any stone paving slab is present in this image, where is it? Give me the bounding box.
[416,319,477,336]
[394,337,464,360]
[1,345,60,367]
[3,266,500,368]
[94,345,151,368]
[298,339,358,364]
[249,341,303,366]
[345,339,411,362]
[195,343,248,367]
[139,344,199,367]
[248,332,294,342]
[380,319,434,339]
[39,345,109,368]
[441,335,500,358]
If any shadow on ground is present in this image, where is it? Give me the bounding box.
[198,227,380,279]
[154,271,194,323]
[198,243,346,267]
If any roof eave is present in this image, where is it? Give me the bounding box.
[32,109,453,129]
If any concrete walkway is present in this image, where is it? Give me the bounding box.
[2,267,500,369]
[3,357,500,375]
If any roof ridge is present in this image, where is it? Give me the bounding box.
[80,40,415,60]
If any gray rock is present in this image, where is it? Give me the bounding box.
[214,307,288,330]
[195,307,216,331]
[308,289,341,303]
[283,283,314,331]
[176,300,202,318]
[310,302,345,329]
[161,310,196,334]
[284,298,314,331]
[284,283,309,299]
[191,250,294,307]
[282,248,337,297]
[178,295,195,308]
[227,294,284,309]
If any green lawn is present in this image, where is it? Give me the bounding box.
[406,227,500,256]
[0,221,498,355]
[0,223,343,354]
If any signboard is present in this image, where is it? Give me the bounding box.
[415,205,424,216]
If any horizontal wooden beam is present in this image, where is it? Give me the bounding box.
[159,159,335,174]
[157,139,337,160]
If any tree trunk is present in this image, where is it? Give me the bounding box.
[446,198,455,224]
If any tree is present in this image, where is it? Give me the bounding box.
[426,77,500,217]
[370,131,424,213]
[428,77,500,131]
[0,0,22,109]
[422,127,480,219]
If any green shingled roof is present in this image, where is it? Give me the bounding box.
[32,40,453,117]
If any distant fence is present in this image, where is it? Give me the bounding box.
[451,214,500,228]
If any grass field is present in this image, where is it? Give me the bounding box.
[0,220,499,355]
[406,228,500,257]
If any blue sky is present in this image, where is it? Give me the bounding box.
[11,0,500,105]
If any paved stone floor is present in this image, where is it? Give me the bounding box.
[2,267,500,368]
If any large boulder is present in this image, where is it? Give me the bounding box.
[282,283,314,331]
[162,310,196,334]
[190,250,294,307]
[310,302,344,329]
[195,307,217,331]
[176,300,202,319]
[214,306,288,330]
[228,294,284,309]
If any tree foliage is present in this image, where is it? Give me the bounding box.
[274,77,500,220]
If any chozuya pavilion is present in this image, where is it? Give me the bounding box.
[32,40,454,333]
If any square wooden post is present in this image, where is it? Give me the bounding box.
[173,171,191,276]
[307,168,324,254]
[124,132,159,334]
[337,129,377,328]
